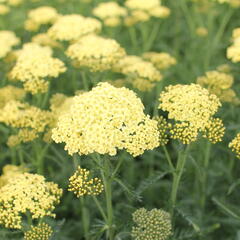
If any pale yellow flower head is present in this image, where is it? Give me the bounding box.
[7,129,38,147]
[113,55,162,91]
[197,71,238,103]
[25,6,59,31]
[52,82,160,157]
[159,84,221,129]
[0,4,9,15]
[9,43,66,94]
[66,34,126,72]
[48,14,102,41]
[125,0,161,11]
[68,166,104,197]
[0,164,27,187]
[32,33,62,48]
[227,28,240,62]
[24,223,53,240]
[124,0,170,25]
[196,27,208,37]
[93,2,127,27]
[0,85,25,108]
[0,100,53,133]
[217,0,240,7]
[143,52,176,70]
[0,173,62,229]
[229,133,240,159]
[0,31,20,58]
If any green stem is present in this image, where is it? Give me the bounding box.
[170,144,190,217]
[200,141,211,211]
[80,198,90,240]
[163,145,175,173]
[94,155,114,240]
[143,22,161,52]
[179,0,195,37]
[103,158,114,240]
[204,7,233,70]
[128,27,138,52]
[92,196,107,222]
[81,71,89,91]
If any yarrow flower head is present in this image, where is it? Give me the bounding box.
[25,6,59,32]
[217,0,240,7]
[0,100,53,146]
[143,52,177,70]
[113,55,162,91]
[0,4,9,15]
[132,208,172,240]
[227,28,240,62]
[93,2,127,27]
[66,34,126,72]
[9,43,66,94]
[158,84,225,144]
[229,133,240,159]
[0,85,25,108]
[0,173,62,229]
[124,0,170,26]
[68,166,104,197]
[0,31,20,58]
[48,14,102,41]
[159,84,221,129]
[197,71,239,103]
[52,82,160,157]
[24,223,53,240]
[0,164,27,187]
[32,33,62,48]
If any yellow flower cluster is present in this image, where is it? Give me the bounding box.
[25,6,59,31]
[0,85,25,108]
[143,52,177,70]
[229,133,240,159]
[9,43,66,94]
[0,31,20,58]
[48,14,102,41]
[68,166,104,197]
[93,2,127,27]
[24,223,53,240]
[197,71,239,103]
[154,116,171,146]
[217,0,240,7]
[113,55,162,91]
[170,122,199,144]
[7,129,38,147]
[0,173,62,229]
[159,84,221,129]
[0,4,9,15]
[32,33,62,48]
[0,164,27,187]
[132,208,172,240]
[0,100,53,146]
[66,34,126,72]
[202,118,225,144]
[227,28,240,62]
[0,0,24,7]
[52,82,160,157]
[196,27,208,37]
[124,0,170,26]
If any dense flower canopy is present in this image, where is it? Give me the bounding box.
[52,82,160,156]
[0,173,62,229]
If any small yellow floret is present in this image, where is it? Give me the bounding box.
[24,223,53,240]
[69,166,104,197]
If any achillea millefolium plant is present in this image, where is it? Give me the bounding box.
[0,0,240,239]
